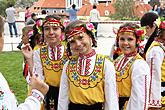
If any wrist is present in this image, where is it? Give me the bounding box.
[30,89,44,102]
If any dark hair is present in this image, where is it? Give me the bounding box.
[65,20,96,56]
[93,5,97,9]
[26,7,29,10]
[41,10,46,14]
[31,13,36,18]
[72,4,76,9]
[143,26,158,57]
[140,12,159,57]
[140,12,158,27]
[8,3,13,7]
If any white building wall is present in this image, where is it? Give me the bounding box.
[66,0,82,8]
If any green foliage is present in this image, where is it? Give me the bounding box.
[0,51,27,103]
[15,0,38,8]
[0,0,16,17]
[110,0,138,20]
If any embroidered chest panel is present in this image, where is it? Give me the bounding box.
[67,54,105,89]
[40,45,68,72]
[114,54,139,82]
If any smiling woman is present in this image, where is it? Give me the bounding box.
[0,15,4,51]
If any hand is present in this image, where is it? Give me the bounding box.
[29,75,49,96]
[21,43,33,60]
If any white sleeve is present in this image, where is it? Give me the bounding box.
[126,60,150,110]
[0,73,43,110]
[146,46,163,108]
[17,90,44,110]
[104,59,119,110]
[33,49,45,81]
[58,61,70,110]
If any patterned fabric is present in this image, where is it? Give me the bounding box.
[67,54,104,89]
[146,41,165,107]
[114,54,141,97]
[40,45,68,87]
[66,54,105,104]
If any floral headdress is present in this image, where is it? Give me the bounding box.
[43,18,62,27]
[159,21,165,29]
[36,18,45,34]
[66,22,96,42]
[117,26,144,41]
[27,30,34,38]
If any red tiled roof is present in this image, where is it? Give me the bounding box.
[32,0,65,8]
[30,0,151,18]
[78,3,115,16]
[33,0,45,7]
[42,0,65,8]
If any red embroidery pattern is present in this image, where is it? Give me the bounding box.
[50,44,62,61]
[78,49,96,75]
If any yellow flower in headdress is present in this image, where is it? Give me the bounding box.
[154,17,161,27]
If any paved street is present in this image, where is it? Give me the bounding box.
[2,21,117,55]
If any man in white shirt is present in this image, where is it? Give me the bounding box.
[5,4,18,37]
[89,4,100,39]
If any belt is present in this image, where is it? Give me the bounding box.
[68,102,103,110]
[162,82,165,96]
[119,97,129,110]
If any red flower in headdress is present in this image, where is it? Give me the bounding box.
[135,30,144,37]
[159,21,165,29]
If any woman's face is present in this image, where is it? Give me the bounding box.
[44,25,62,46]
[145,24,156,37]
[118,32,137,55]
[68,32,93,55]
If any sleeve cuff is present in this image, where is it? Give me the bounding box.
[30,89,44,102]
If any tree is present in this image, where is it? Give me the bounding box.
[149,0,160,7]
[0,0,16,17]
[110,0,136,20]
[15,0,38,8]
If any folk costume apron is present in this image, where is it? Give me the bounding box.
[40,45,68,110]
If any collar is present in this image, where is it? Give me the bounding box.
[124,51,137,57]
[79,49,96,59]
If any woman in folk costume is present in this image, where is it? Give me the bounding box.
[58,20,119,110]
[140,12,159,58]
[145,21,165,109]
[22,15,68,110]
[114,22,150,110]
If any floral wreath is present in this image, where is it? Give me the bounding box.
[27,30,34,38]
[36,18,45,34]
[84,22,96,33]
[117,27,145,42]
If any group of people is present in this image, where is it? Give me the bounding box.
[0,3,165,110]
